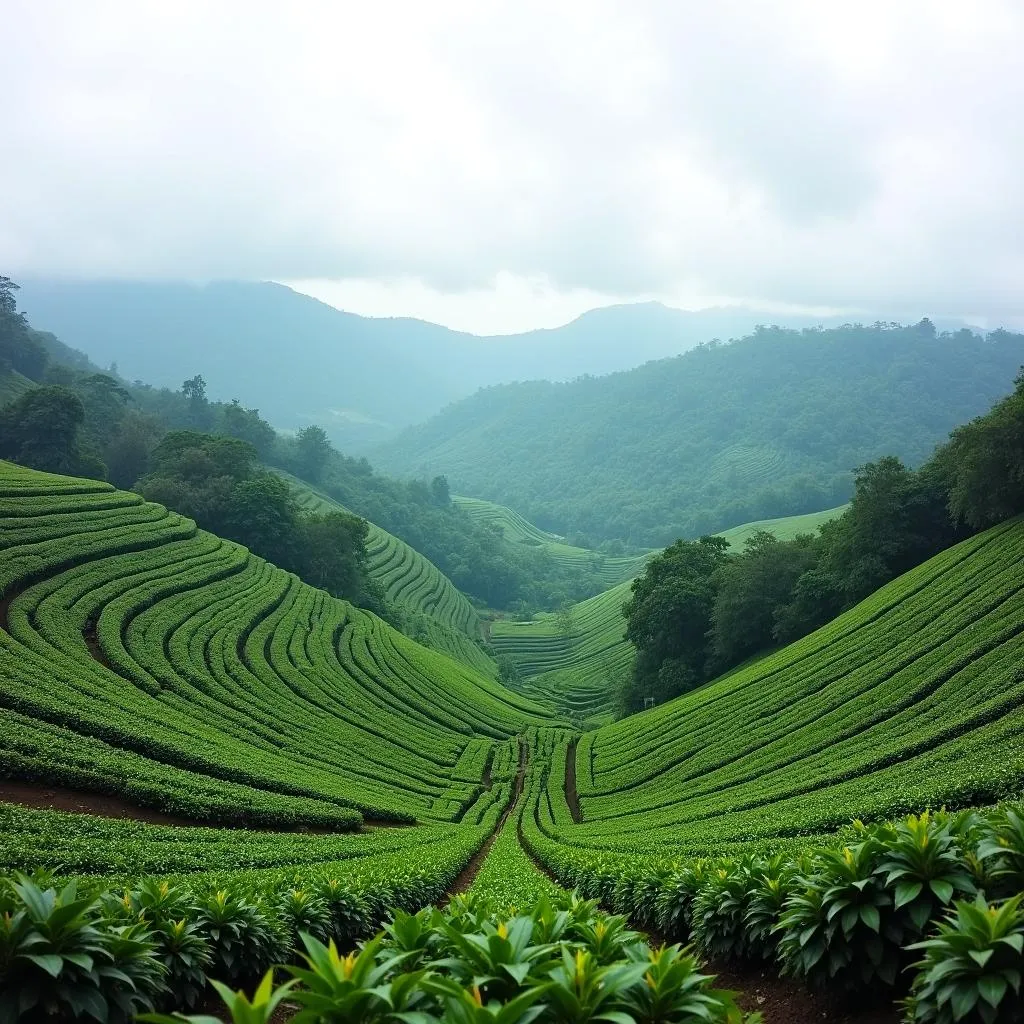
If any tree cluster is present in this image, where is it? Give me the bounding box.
[376,320,1024,547]
[620,373,1024,715]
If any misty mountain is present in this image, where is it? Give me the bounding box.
[371,321,1024,547]
[16,278,868,448]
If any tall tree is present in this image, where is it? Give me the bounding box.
[0,277,47,380]
[621,535,730,712]
[294,425,333,482]
[0,386,98,476]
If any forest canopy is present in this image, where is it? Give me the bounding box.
[374,320,1024,546]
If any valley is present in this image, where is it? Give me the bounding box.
[1,292,1023,1023]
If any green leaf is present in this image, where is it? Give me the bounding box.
[929,879,955,904]
[860,905,880,932]
[25,953,64,977]
[978,974,1007,1007]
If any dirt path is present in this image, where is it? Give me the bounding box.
[710,962,900,1024]
[444,739,527,901]
[564,737,581,823]
[0,780,198,827]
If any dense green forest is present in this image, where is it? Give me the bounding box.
[0,278,615,615]
[375,321,1024,546]
[14,278,866,448]
[619,372,1024,712]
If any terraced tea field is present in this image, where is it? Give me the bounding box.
[2,461,1023,1022]
[278,471,495,676]
[490,580,634,723]
[0,460,548,828]
[454,494,652,588]
[534,517,1024,857]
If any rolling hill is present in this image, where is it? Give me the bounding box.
[277,471,496,677]
[374,322,1024,545]
[14,277,896,449]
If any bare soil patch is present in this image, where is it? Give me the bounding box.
[709,961,901,1024]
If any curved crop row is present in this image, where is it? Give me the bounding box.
[278,472,489,671]
[0,460,552,827]
[454,494,651,588]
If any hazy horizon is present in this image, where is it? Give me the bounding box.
[4,1,1024,334]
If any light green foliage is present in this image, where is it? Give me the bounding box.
[0,460,552,827]
[278,470,495,676]
[715,504,847,549]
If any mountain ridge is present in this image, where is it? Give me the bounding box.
[13,277,941,449]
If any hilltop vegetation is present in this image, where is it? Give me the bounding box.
[375,320,1024,545]
[0,459,552,826]
[14,277,867,447]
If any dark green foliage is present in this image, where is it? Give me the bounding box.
[195,889,282,987]
[0,278,48,380]
[624,443,977,709]
[708,531,817,670]
[620,536,730,711]
[905,895,1024,1024]
[0,876,164,1022]
[0,385,101,478]
[219,399,276,457]
[137,430,375,604]
[376,322,1024,547]
[294,425,332,483]
[936,370,1024,531]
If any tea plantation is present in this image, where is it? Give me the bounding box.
[1,461,1022,1023]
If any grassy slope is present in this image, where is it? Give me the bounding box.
[565,517,1024,853]
[487,504,847,723]
[454,494,651,588]
[716,504,848,549]
[0,461,552,826]
[277,471,496,678]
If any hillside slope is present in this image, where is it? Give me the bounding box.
[551,517,1024,854]
[488,503,850,723]
[0,461,553,826]
[278,471,496,677]
[375,323,1024,545]
[14,278,895,449]
[454,494,651,586]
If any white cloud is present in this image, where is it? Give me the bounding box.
[2,0,1023,331]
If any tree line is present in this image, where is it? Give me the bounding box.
[0,277,616,617]
[620,371,1024,714]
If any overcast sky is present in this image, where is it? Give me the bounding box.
[3,1,1023,333]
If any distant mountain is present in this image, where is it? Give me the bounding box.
[371,321,1024,547]
[14,278,874,448]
